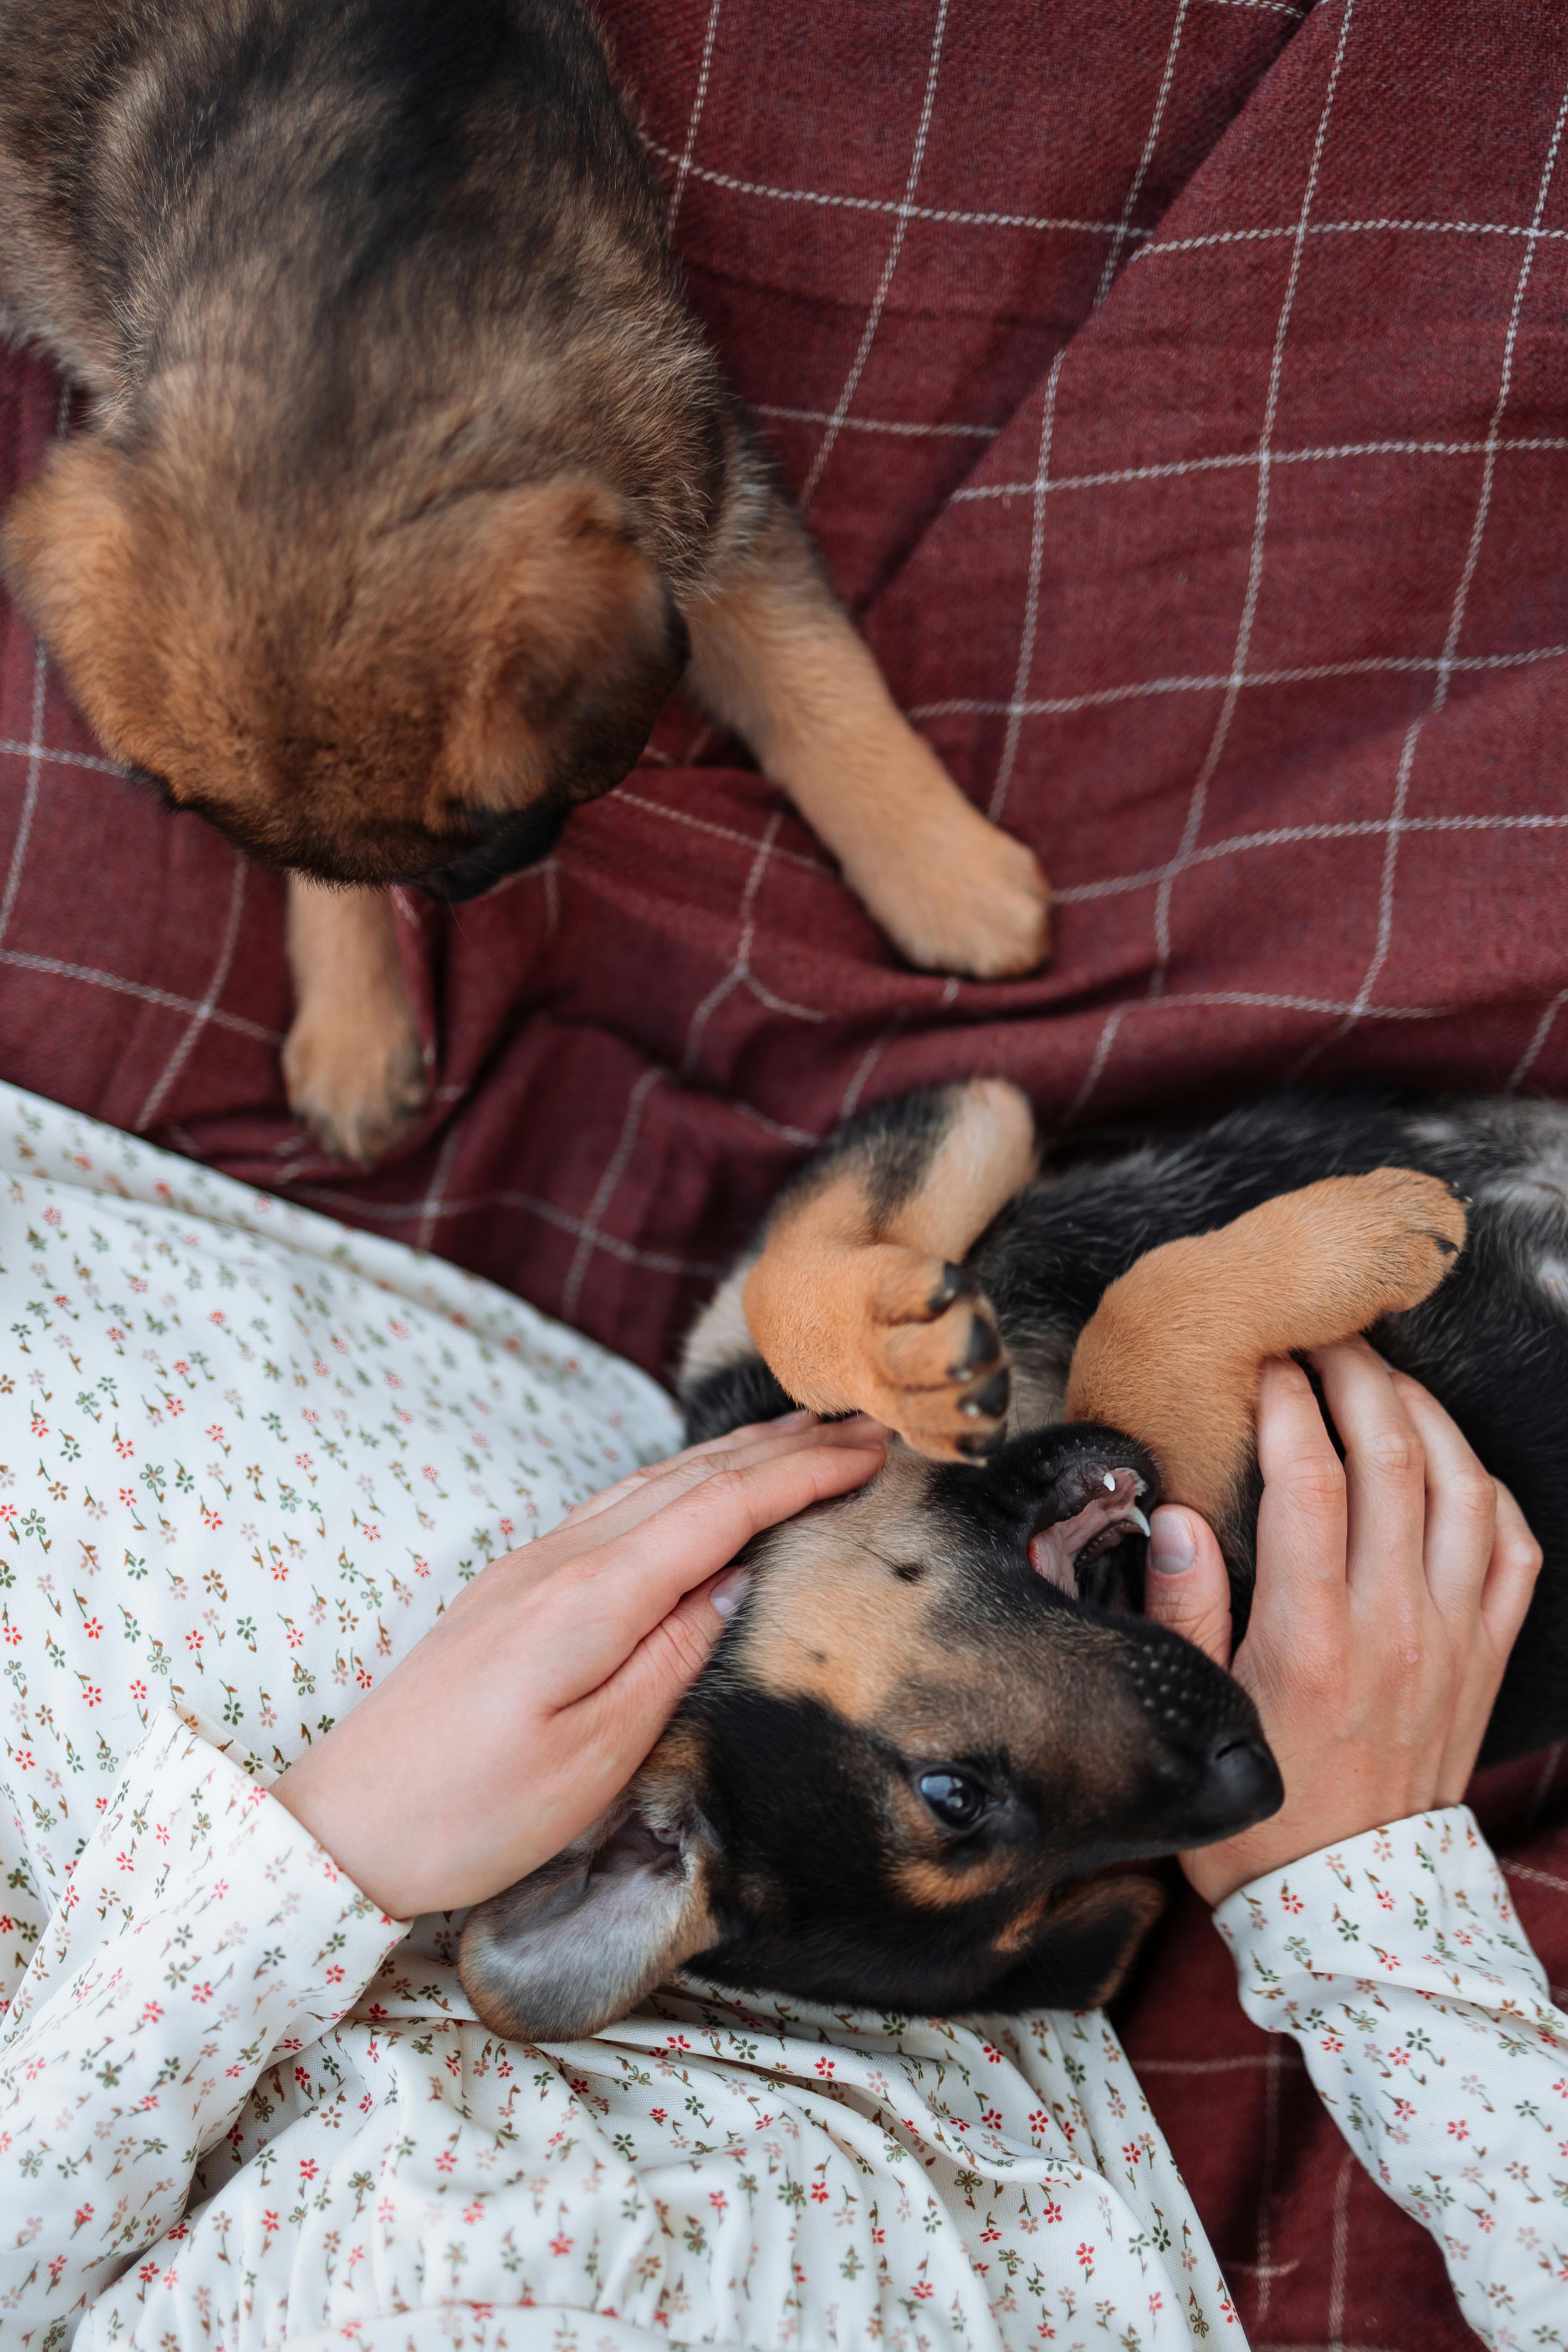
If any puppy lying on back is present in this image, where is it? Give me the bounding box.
[0,0,1049,1161]
[460,1083,1568,2042]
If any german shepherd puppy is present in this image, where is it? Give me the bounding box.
[0,0,1049,1161]
[459,1082,1568,2043]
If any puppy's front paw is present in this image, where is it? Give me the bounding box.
[282,999,429,1165]
[1340,1166,1469,1319]
[859,808,1051,981]
[850,1248,1012,1462]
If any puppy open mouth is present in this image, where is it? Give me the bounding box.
[1027,1467,1151,1595]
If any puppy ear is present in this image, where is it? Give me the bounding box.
[437,481,688,813]
[986,1875,1165,2012]
[0,438,167,759]
[458,1769,717,2042]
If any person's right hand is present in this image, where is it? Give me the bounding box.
[272,1410,889,1918]
[1143,1339,1542,1905]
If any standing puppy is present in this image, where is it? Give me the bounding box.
[0,0,1050,1160]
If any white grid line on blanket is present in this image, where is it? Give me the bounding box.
[800,0,950,505]
[1053,812,1568,905]
[1149,0,1357,997]
[0,946,281,1043]
[133,862,248,1132]
[644,139,1151,237]
[991,0,1191,825]
[1298,65,1568,1071]
[0,737,126,778]
[284,1179,727,1279]
[953,433,1568,501]
[561,1065,666,1324]
[1134,215,1568,263]
[755,401,1000,440]
[1510,988,1568,1091]
[667,0,723,230]
[912,643,1568,720]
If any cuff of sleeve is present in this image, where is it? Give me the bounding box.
[1214,1805,1550,2023]
[5,1705,409,2047]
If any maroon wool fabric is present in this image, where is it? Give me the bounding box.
[3,1,1567,2336]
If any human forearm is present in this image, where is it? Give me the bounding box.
[1221,1808,1568,2345]
[0,1709,403,2343]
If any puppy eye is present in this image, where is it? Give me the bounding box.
[917,1769,989,1829]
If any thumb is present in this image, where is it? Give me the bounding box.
[1144,1506,1233,1667]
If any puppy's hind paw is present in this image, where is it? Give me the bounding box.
[282,1002,429,1165]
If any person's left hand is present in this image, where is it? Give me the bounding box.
[272,1411,889,1917]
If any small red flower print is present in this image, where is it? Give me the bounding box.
[981,2107,1003,2128]
[981,2225,1001,2243]
[142,2001,163,2023]
[201,1507,222,1529]
[115,1850,134,1871]
[29,1415,46,1438]
[72,2203,93,2229]
[82,1617,101,1639]
[871,2226,885,2245]
[650,2108,666,2124]
[82,1684,102,1708]
[913,2283,934,2301]
[1042,2200,1063,2225]
[113,1436,133,1458]
[186,1631,203,1654]
[209,1310,225,1325]
[261,2211,279,2236]
[814,2055,835,2076]
[1029,2109,1048,2134]
[435,2150,457,2173]
[1321,2033,1344,2054]
[810,2183,829,2203]
[190,1982,213,2004]
[709,2192,728,2215]
[206,1424,225,1441]
[326,1963,345,1984]
[130,1681,146,1701]
[549,2235,573,2257]
[464,2203,485,2225]
[982,2042,1003,2063]
[1448,2119,1471,2141]
[1075,2242,1094,2274]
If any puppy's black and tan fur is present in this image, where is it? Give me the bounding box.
[462,1083,1568,2043]
[0,0,1048,1160]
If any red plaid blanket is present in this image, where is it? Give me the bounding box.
[3,3,1567,2335]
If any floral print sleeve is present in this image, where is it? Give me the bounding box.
[1217,1806,1568,2348]
[0,1706,403,2348]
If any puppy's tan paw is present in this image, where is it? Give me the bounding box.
[282,1001,429,1165]
[1339,1167,1468,1320]
[849,1248,1012,1462]
[861,812,1051,981]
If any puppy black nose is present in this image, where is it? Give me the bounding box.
[1189,1733,1283,1834]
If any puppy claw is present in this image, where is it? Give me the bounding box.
[952,1313,1001,1374]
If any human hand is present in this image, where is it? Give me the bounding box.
[271,1411,889,1917]
[1142,1339,1541,1905]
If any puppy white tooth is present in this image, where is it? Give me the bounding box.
[1127,1506,1152,1539]
[1102,1471,1117,1492]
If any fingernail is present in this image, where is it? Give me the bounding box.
[1148,1510,1195,1576]
[710,1568,751,1619]
[771,1407,814,1426]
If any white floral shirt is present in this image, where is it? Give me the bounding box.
[0,1084,1561,2352]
